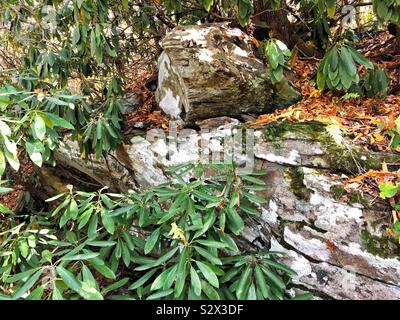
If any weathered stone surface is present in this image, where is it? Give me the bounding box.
[55,135,166,192]
[121,92,142,114]
[270,238,400,300]
[155,24,301,123]
[52,121,400,299]
[252,121,400,173]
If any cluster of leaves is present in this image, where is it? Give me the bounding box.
[373,0,400,23]
[362,67,390,99]
[295,0,335,50]
[263,40,291,84]
[233,0,255,27]
[317,44,372,91]
[0,86,118,185]
[316,43,388,97]
[3,0,122,82]
[0,162,310,300]
[253,1,391,97]
[295,0,393,97]
[378,113,400,244]
[0,86,78,175]
[0,0,142,166]
[313,0,337,19]
[0,84,125,174]
[379,180,400,203]
[379,179,400,243]
[79,97,124,159]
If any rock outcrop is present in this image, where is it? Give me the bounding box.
[155,24,301,124]
[48,119,400,299]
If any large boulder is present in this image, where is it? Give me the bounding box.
[155,23,301,124]
[51,120,400,299]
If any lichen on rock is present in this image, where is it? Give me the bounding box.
[52,120,400,299]
[155,23,301,124]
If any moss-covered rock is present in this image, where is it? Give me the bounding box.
[251,120,400,174]
[54,120,400,300]
[284,167,310,201]
[361,229,400,259]
[330,185,371,207]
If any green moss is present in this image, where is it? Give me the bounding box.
[325,145,381,174]
[348,192,367,206]
[259,120,325,139]
[330,185,370,207]
[360,229,400,259]
[262,126,284,148]
[330,185,347,200]
[256,120,325,149]
[243,120,400,174]
[284,167,310,201]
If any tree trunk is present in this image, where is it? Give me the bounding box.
[252,0,323,57]
[388,23,400,47]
